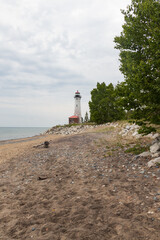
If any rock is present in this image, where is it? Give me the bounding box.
[132,131,138,137]
[152,152,160,158]
[144,175,149,178]
[126,125,131,130]
[150,142,160,153]
[147,157,160,168]
[151,136,160,145]
[138,151,151,157]
[135,134,141,139]
[132,155,140,161]
[152,133,160,139]
[146,133,155,138]
[147,211,154,214]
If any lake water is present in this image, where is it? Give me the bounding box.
[0,127,48,141]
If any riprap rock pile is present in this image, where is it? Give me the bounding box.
[45,124,97,135]
[119,124,141,138]
[147,136,160,167]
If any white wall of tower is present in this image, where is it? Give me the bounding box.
[74,97,81,123]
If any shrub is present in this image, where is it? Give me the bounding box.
[138,125,156,136]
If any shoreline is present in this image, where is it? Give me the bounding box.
[0,126,48,144]
[0,124,104,165]
[0,134,46,146]
[0,133,64,165]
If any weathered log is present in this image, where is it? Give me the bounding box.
[33,141,50,148]
[33,143,43,148]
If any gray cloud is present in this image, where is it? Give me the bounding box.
[0,0,131,126]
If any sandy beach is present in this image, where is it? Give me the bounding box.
[0,126,160,240]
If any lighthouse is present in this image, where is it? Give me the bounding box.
[69,90,82,124]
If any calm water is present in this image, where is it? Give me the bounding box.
[0,127,48,141]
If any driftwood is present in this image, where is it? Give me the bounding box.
[37,176,48,181]
[33,143,43,148]
[33,141,50,148]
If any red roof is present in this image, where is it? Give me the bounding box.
[75,90,80,94]
[69,115,79,119]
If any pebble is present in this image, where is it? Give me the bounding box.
[147,211,154,214]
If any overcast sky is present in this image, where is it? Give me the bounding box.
[0,0,131,127]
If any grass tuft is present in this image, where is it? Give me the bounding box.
[125,144,149,155]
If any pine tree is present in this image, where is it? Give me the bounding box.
[84,112,89,122]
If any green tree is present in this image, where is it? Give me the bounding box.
[84,112,89,122]
[89,82,125,124]
[114,0,160,123]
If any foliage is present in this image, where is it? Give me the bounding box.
[138,125,156,135]
[135,121,146,126]
[84,112,89,122]
[89,82,125,124]
[114,0,160,124]
[127,119,157,134]
[125,144,149,155]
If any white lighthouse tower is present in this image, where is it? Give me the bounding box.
[74,90,82,122]
[69,90,82,124]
